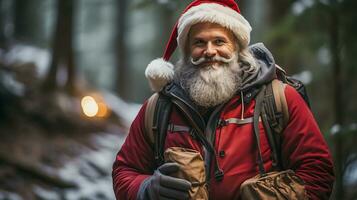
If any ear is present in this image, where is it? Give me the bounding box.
[145,58,174,92]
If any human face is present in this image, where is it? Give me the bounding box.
[188,22,237,68]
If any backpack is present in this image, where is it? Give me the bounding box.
[144,65,310,171]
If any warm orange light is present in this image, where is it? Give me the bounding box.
[81,96,99,117]
[97,102,108,117]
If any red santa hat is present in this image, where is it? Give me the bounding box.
[145,0,252,92]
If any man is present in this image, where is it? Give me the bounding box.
[112,0,335,199]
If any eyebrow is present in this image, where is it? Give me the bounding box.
[191,36,228,42]
[191,37,205,41]
[213,36,228,41]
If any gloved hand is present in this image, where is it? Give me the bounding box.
[137,162,192,200]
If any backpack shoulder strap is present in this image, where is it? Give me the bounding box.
[271,79,289,130]
[144,92,172,166]
[144,93,159,145]
[260,79,289,170]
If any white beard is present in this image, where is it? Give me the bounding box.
[175,54,242,108]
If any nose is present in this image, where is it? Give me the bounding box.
[204,43,217,58]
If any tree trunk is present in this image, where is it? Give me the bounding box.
[0,0,5,49]
[62,0,75,94]
[268,0,294,25]
[116,0,129,99]
[329,1,344,199]
[43,0,76,95]
[14,0,44,44]
[14,0,31,41]
[1,0,15,50]
[330,4,343,126]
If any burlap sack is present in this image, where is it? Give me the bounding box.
[239,170,307,200]
[164,147,208,200]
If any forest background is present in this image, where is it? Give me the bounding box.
[0,0,356,199]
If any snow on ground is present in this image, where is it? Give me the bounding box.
[0,69,25,96]
[53,95,141,199]
[52,94,141,199]
[0,44,143,200]
[0,191,22,200]
[102,90,142,128]
[2,44,50,78]
[33,132,127,200]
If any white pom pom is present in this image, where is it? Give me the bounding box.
[145,58,174,92]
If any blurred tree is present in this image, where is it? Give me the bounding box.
[340,0,357,125]
[0,0,5,49]
[13,0,50,46]
[14,0,32,41]
[268,0,296,25]
[116,0,129,99]
[0,0,14,50]
[326,1,357,199]
[0,0,6,49]
[43,0,76,95]
[123,0,187,101]
[263,0,357,199]
[327,0,344,198]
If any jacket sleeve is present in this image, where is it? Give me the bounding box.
[281,85,335,200]
[112,101,155,200]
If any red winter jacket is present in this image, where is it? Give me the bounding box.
[112,84,334,200]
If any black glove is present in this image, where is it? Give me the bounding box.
[137,162,192,200]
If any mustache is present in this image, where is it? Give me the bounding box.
[190,54,236,66]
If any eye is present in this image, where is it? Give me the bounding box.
[193,39,205,46]
[215,39,225,46]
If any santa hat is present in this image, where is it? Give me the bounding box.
[145,0,252,92]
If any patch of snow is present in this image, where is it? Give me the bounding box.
[33,186,61,200]
[0,72,25,96]
[0,191,23,200]
[2,44,50,78]
[101,91,141,128]
[92,131,126,150]
[58,133,124,200]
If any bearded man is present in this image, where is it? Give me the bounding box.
[112,1,335,200]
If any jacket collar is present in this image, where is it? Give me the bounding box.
[162,82,206,130]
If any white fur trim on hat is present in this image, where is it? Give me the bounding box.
[177,3,252,53]
[145,58,174,92]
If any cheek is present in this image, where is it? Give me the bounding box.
[190,48,204,59]
[218,47,235,58]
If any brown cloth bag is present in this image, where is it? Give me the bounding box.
[239,170,308,200]
[164,147,208,200]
